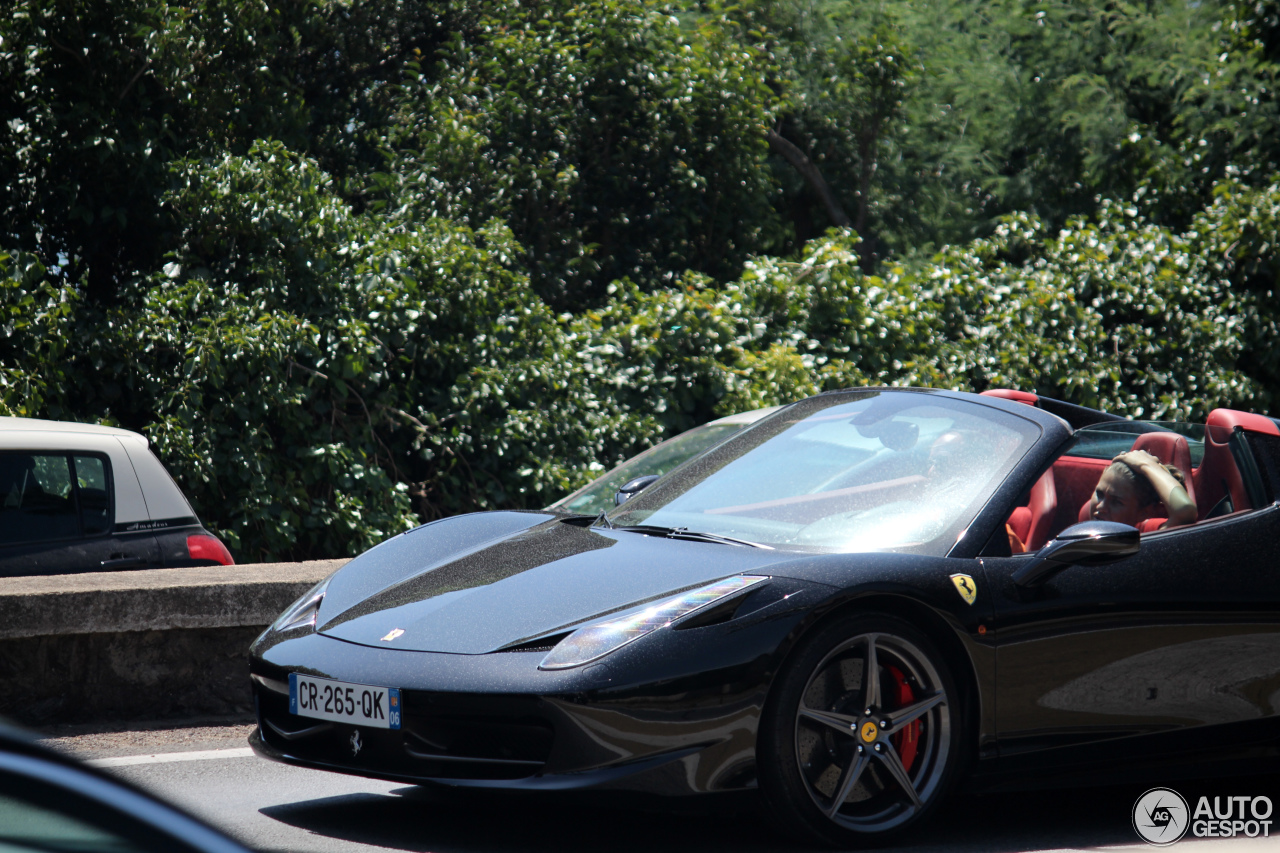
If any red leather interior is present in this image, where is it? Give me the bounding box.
[1131,432,1196,507]
[1203,408,1280,437]
[981,389,1039,406]
[1194,409,1266,518]
[1007,506,1032,545]
[1022,468,1057,550]
[1006,468,1058,550]
[1054,455,1109,529]
[1001,405,1276,541]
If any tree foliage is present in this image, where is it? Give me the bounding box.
[0,0,462,301]
[385,0,784,308]
[4,0,1280,560]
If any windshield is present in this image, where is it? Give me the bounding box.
[606,391,1040,554]
[550,422,748,515]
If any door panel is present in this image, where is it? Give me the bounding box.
[985,505,1280,765]
[0,532,159,577]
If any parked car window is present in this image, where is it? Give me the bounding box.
[74,455,112,536]
[0,453,80,545]
[0,452,114,546]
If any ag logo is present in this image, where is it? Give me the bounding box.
[1133,787,1189,845]
[949,573,978,605]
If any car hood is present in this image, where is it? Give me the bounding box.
[316,514,803,654]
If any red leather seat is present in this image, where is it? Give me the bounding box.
[1194,409,1279,518]
[1131,432,1196,508]
[1007,467,1057,551]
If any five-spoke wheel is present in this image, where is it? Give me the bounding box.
[760,614,964,845]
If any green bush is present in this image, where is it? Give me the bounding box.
[0,167,1268,560]
[0,143,655,560]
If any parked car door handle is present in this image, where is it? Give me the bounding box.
[100,557,149,570]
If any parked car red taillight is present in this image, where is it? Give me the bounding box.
[187,533,234,566]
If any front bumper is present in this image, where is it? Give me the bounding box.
[248,593,818,795]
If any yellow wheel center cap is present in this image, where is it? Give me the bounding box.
[859,721,880,743]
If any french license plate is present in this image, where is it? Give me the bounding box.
[289,673,401,730]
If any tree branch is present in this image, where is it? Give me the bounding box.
[766,129,852,228]
[118,60,150,104]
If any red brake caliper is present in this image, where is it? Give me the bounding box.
[886,664,919,772]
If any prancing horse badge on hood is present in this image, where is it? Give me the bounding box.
[949,573,978,605]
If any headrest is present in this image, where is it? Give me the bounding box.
[1131,432,1195,505]
[980,389,1038,406]
[1132,432,1191,471]
[1205,408,1280,438]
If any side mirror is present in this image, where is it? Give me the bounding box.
[1012,520,1141,588]
[615,474,660,506]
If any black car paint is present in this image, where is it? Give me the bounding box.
[249,387,1280,799]
[253,569,830,793]
[322,519,816,654]
[0,518,226,576]
[0,528,161,576]
[982,505,1280,766]
[252,508,996,793]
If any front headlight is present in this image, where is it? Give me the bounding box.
[270,576,332,634]
[539,575,768,670]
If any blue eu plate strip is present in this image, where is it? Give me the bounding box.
[288,672,298,715]
[388,688,402,730]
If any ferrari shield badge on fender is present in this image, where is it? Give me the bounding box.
[949,573,978,605]
[381,628,405,642]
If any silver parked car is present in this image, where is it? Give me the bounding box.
[0,417,232,576]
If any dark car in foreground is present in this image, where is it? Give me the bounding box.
[0,417,233,576]
[0,721,252,853]
[248,387,1280,845]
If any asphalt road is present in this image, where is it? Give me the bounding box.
[38,722,1280,853]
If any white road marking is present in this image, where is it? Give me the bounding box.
[87,747,256,767]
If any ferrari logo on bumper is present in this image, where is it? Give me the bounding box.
[949,573,978,605]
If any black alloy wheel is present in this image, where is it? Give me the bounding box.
[759,614,965,846]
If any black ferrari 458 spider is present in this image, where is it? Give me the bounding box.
[248,387,1280,845]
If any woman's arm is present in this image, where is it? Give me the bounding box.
[1114,449,1198,527]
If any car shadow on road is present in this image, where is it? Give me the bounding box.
[257,777,1240,853]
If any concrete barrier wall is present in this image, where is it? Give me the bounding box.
[0,560,348,726]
